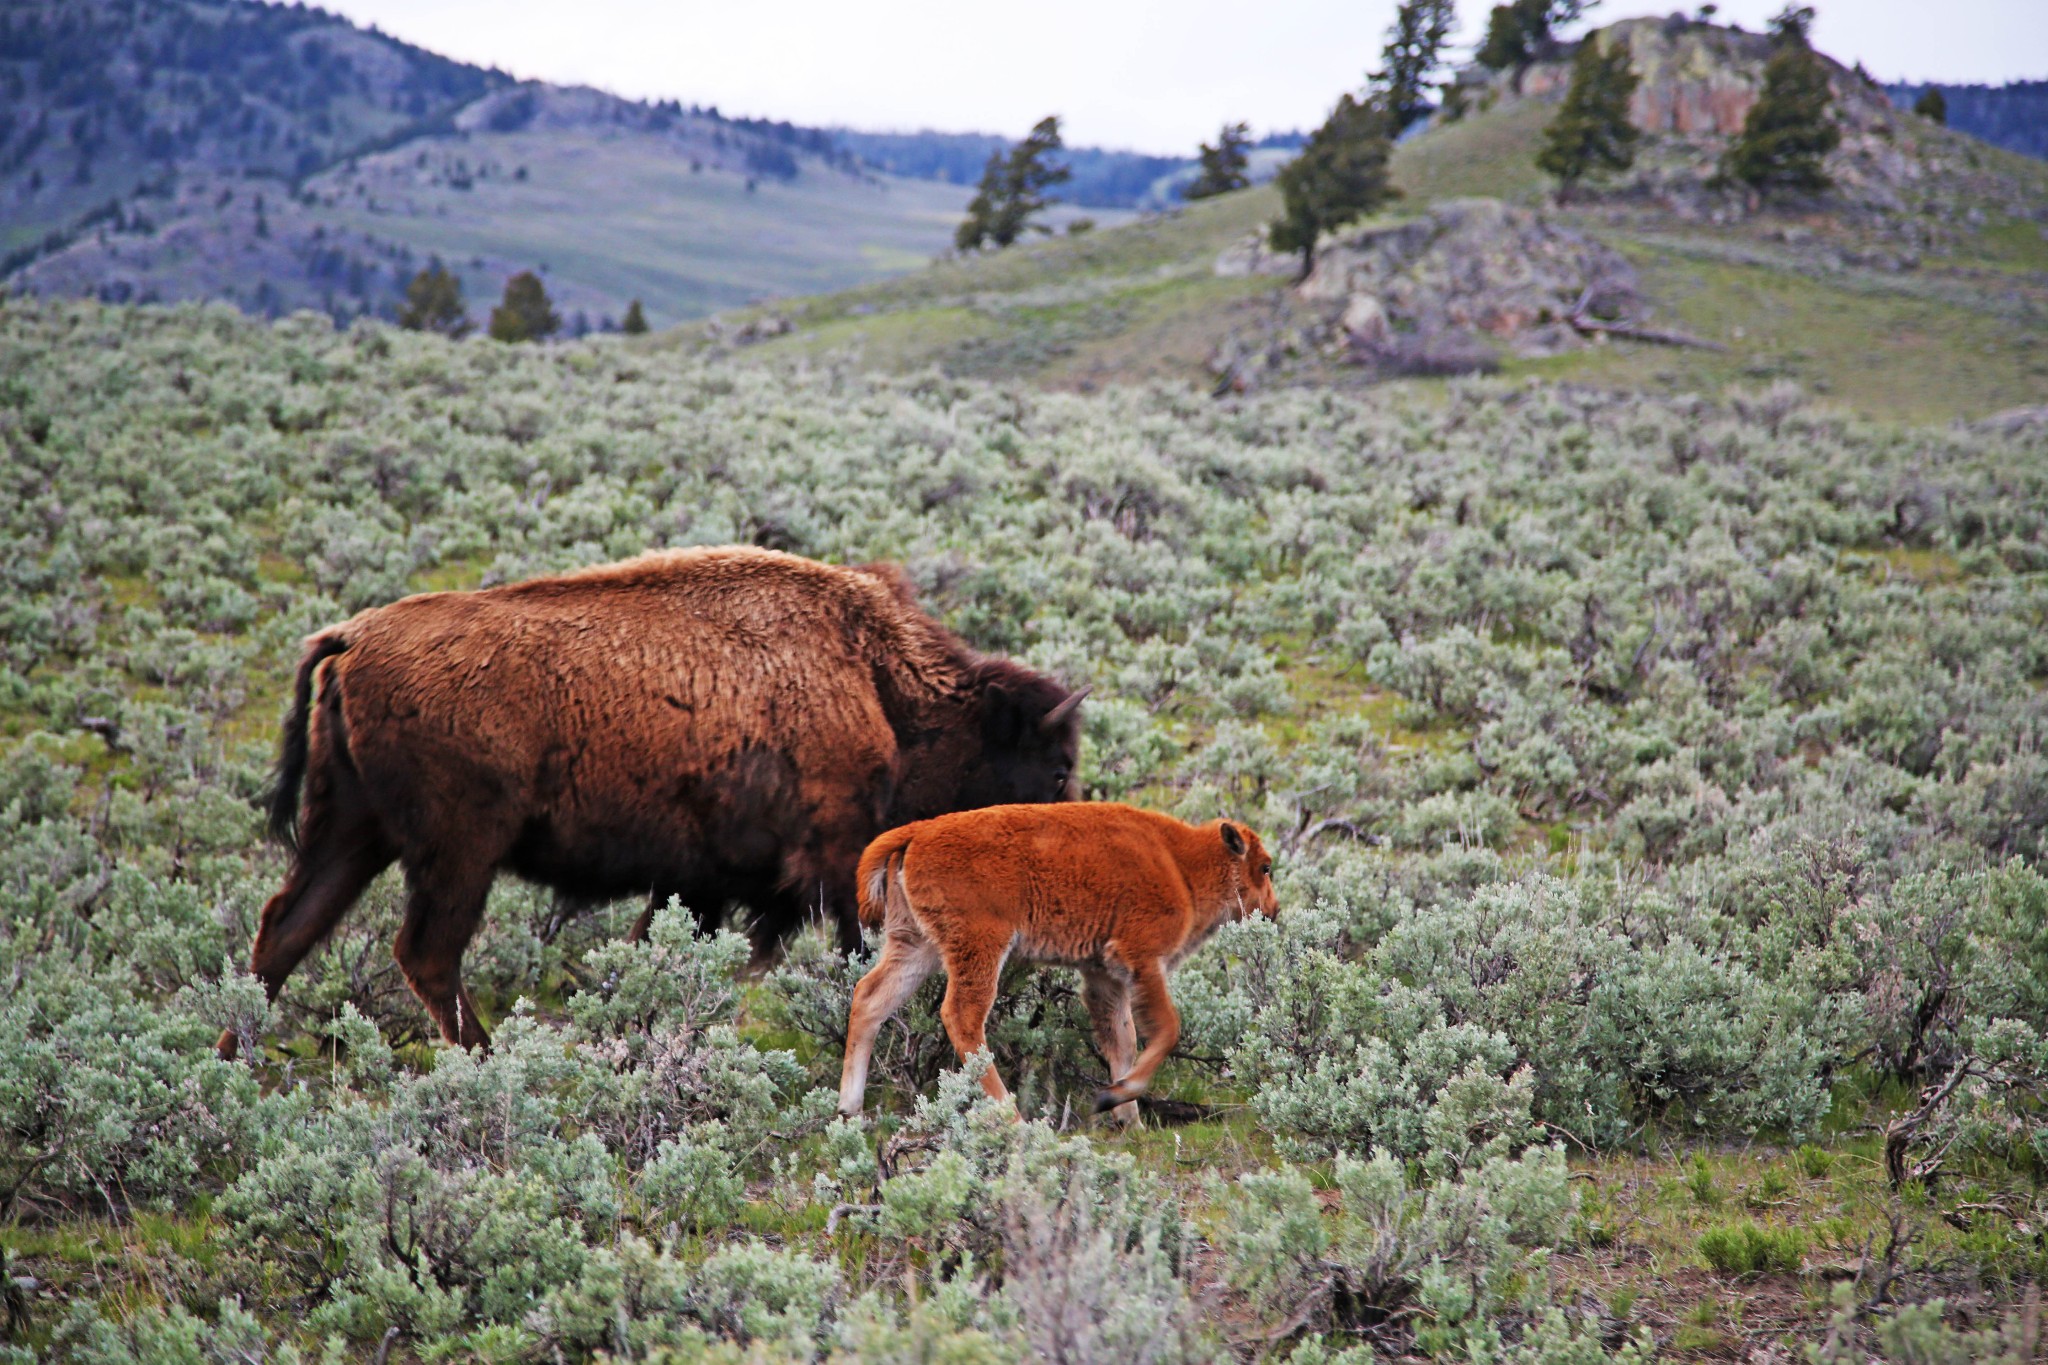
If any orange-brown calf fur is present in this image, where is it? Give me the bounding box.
[837,803,1279,1124]
[224,546,1084,1058]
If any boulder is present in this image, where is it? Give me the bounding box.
[1339,294,1391,348]
[1297,198,1638,351]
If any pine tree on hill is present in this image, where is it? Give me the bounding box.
[1718,5,1840,197]
[397,260,471,337]
[488,270,559,343]
[1184,122,1252,200]
[1536,33,1641,202]
[955,116,1070,251]
[1913,87,1947,125]
[1269,94,1398,279]
[1377,0,1458,132]
[621,299,649,335]
[1476,0,1594,90]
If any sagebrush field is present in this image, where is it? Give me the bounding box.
[2,298,2046,1362]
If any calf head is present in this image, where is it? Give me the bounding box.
[1218,821,1280,920]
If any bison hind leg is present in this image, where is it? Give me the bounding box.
[223,740,395,1060]
[393,855,499,1051]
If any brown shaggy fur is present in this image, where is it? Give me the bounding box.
[836,803,1278,1125]
[226,546,1085,1057]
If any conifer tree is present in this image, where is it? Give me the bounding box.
[1476,0,1593,89]
[621,299,649,334]
[1718,5,1839,196]
[1536,33,1641,201]
[1269,94,1398,279]
[1377,0,1458,132]
[955,117,1070,251]
[1913,87,1946,125]
[1185,121,1252,200]
[487,270,559,343]
[397,259,471,337]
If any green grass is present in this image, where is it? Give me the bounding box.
[1390,93,1559,205]
[309,128,1125,328]
[1499,234,2048,422]
[1698,1222,1807,1275]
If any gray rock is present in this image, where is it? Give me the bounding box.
[1299,198,1639,358]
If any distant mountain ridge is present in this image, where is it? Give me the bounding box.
[0,0,1170,323]
[0,0,507,260]
[1883,81,2048,162]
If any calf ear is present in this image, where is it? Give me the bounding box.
[1219,822,1247,858]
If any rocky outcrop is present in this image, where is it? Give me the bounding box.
[1209,198,1645,388]
[1298,198,1637,352]
[1463,17,2028,229]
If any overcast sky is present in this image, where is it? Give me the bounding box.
[321,0,2048,155]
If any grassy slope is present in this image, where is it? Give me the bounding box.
[311,130,1130,327]
[705,90,2048,422]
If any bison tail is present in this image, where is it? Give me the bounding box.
[856,827,916,930]
[268,631,350,851]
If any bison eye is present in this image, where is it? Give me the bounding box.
[1053,770,1070,794]
[1259,862,1273,877]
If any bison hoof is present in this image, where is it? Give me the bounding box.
[1093,1088,1124,1114]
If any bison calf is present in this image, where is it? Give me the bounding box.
[836,803,1278,1124]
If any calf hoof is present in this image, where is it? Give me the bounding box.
[1093,1088,1123,1114]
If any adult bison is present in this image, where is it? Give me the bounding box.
[221,546,1086,1057]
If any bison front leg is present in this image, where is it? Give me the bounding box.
[1081,967,1141,1128]
[393,856,496,1050]
[630,881,722,943]
[1094,959,1178,1115]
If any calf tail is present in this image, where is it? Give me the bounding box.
[856,826,916,929]
[268,631,350,851]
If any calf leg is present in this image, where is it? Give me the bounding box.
[1081,967,1141,1128]
[220,753,394,1060]
[837,925,940,1116]
[392,855,496,1050]
[1094,960,1179,1113]
[937,938,1014,1106]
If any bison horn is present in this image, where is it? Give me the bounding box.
[1040,685,1091,731]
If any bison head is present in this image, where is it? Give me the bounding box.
[961,664,1088,807]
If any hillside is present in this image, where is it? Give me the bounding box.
[0,0,1160,325]
[0,0,505,263]
[4,294,2048,1361]
[8,78,1013,329]
[695,17,2048,423]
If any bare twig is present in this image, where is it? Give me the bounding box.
[1566,287,1729,351]
[827,1202,884,1235]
